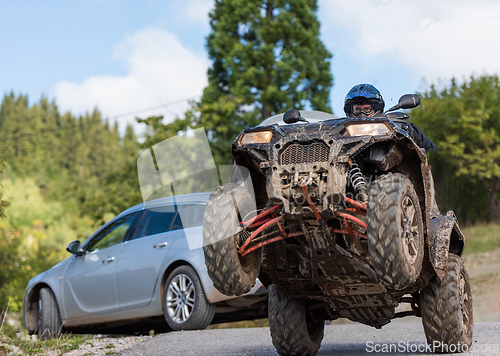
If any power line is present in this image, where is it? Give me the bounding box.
[0,95,201,143]
[107,95,200,119]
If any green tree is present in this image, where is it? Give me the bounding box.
[137,114,191,149]
[199,0,333,163]
[0,93,34,176]
[0,228,20,312]
[0,158,14,312]
[411,75,500,223]
[102,124,143,221]
[205,0,333,117]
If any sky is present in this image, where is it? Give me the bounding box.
[1,0,500,137]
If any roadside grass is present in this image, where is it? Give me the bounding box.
[0,310,89,356]
[0,331,89,356]
[462,223,500,255]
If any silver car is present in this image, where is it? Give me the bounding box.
[23,192,267,339]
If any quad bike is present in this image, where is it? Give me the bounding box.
[203,94,473,355]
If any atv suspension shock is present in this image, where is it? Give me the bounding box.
[348,162,368,202]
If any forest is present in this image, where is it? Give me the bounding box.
[0,92,142,313]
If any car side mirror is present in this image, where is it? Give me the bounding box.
[66,240,85,256]
[283,109,308,124]
[385,94,421,113]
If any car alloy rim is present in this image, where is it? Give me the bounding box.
[166,273,196,324]
[401,196,418,264]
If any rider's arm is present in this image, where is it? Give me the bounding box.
[403,123,438,153]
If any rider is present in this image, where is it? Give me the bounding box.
[343,84,385,118]
[344,84,440,215]
[343,83,438,153]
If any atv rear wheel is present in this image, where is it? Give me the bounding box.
[367,173,424,290]
[268,285,324,356]
[420,254,473,353]
[203,183,261,296]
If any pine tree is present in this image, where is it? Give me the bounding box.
[31,97,61,184]
[0,93,33,175]
[0,93,16,162]
[199,0,333,163]
[104,124,142,217]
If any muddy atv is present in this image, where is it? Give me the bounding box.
[203,94,473,355]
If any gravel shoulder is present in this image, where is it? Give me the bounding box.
[55,335,154,356]
[463,249,500,322]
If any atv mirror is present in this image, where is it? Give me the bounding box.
[385,94,421,113]
[283,109,308,124]
[66,240,84,256]
[398,94,420,109]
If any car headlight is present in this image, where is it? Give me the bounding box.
[346,123,391,137]
[239,130,273,144]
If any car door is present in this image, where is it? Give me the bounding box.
[172,203,207,250]
[63,212,140,318]
[115,205,179,310]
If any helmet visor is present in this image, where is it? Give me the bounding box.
[352,103,374,116]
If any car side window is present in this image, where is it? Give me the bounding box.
[171,204,206,231]
[132,205,177,239]
[187,204,206,228]
[85,212,138,253]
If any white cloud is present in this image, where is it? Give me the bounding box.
[321,0,500,83]
[176,0,213,28]
[55,28,210,136]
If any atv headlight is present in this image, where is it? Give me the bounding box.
[346,123,391,137]
[239,130,273,144]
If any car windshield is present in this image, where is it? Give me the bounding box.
[258,110,339,126]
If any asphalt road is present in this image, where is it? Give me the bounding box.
[116,322,500,356]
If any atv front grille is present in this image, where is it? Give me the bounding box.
[280,142,329,165]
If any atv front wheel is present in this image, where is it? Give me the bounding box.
[367,173,424,290]
[268,285,324,356]
[420,254,473,353]
[203,183,261,296]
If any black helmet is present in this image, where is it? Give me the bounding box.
[344,84,385,117]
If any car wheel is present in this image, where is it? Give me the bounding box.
[268,285,324,356]
[420,254,473,353]
[163,265,216,331]
[203,183,261,296]
[37,287,62,340]
[367,173,424,290]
